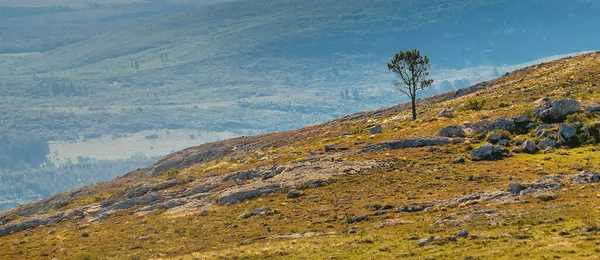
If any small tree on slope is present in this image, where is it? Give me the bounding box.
[387,49,434,120]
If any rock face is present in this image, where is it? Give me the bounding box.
[534,99,582,123]
[438,108,453,118]
[286,189,300,198]
[522,140,537,154]
[487,134,502,143]
[469,144,504,161]
[585,103,600,113]
[438,125,465,138]
[506,175,562,196]
[558,124,578,145]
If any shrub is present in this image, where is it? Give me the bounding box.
[498,102,510,108]
[459,98,485,111]
[565,112,595,124]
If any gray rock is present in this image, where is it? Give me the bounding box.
[199,210,210,216]
[514,139,524,146]
[453,157,465,164]
[522,140,537,154]
[489,117,516,133]
[544,147,555,153]
[286,189,301,198]
[457,229,469,238]
[534,98,582,123]
[585,103,600,113]
[469,144,504,161]
[538,138,557,150]
[507,182,525,195]
[569,170,600,184]
[81,231,89,237]
[252,207,267,215]
[513,115,533,134]
[369,124,383,135]
[512,147,521,153]
[239,212,253,219]
[324,145,349,152]
[438,108,453,118]
[499,139,510,147]
[535,124,551,137]
[470,120,491,136]
[438,125,465,138]
[558,124,578,145]
[416,237,433,246]
[487,134,502,143]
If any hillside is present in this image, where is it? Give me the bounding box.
[1,52,600,259]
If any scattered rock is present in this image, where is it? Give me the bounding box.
[438,125,465,138]
[239,212,253,219]
[486,134,502,144]
[585,103,600,113]
[416,237,433,246]
[538,138,557,150]
[513,115,533,134]
[522,140,537,154]
[469,144,504,161]
[514,139,524,146]
[369,124,383,135]
[558,124,578,146]
[361,136,453,153]
[252,207,268,215]
[458,229,469,238]
[535,192,557,202]
[199,210,210,216]
[286,189,301,199]
[498,139,509,147]
[81,231,89,238]
[438,108,453,118]
[453,157,465,164]
[489,117,516,133]
[535,124,552,137]
[47,230,55,235]
[508,182,525,195]
[534,98,582,123]
[448,235,458,242]
[569,170,600,184]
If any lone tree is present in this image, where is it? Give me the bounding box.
[387,49,433,120]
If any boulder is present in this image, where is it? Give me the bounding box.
[487,134,502,143]
[416,237,433,246]
[470,120,491,136]
[513,115,533,134]
[489,117,516,133]
[533,98,582,123]
[286,189,300,199]
[438,108,453,118]
[507,182,525,195]
[535,124,552,137]
[538,138,557,150]
[369,124,383,135]
[498,139,509,147]
[558,124,578,146]
[457,229,469,238]
[438,125,465,138]
[469,144,504,161]
[522,140,537,154]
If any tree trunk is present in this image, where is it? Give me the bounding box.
[411,96,417,120]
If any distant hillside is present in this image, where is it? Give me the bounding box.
[2,52,600,259]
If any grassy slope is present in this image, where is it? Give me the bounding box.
[1,53,600,259]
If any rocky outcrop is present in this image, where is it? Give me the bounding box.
[522,140,538,154]
[534,99,582,123]
[538,138,557,150]
[361,136,454,153]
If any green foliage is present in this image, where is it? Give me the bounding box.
[458,98,486,112]
[387,49,433,120]
[565,112,595,124]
